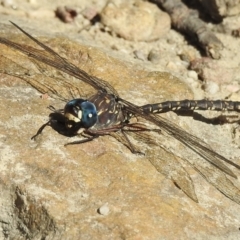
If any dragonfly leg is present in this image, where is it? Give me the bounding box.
[31,107,67,140]
[192,112,239,124]
[64,135,99,146]
[31,120,51,140]
[121,130,144,155]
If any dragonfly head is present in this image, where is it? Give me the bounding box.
[64,99,98,129]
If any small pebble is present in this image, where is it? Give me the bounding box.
[55,6,78,23]
[187,70,198,81]
[81,7,98,21]
[178,49,196,63]
[204,81,219,95]
[98,203,110,216]
[133,50,146,61]
[148,49,161,64]
[40,93,49,99]
[166,61,178,71]
[1,0,13,7]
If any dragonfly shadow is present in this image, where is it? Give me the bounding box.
[31,111,78,140]
[174,110,240,125]
[47,112,78,137]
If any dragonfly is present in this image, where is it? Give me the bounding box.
[0,21,240,203]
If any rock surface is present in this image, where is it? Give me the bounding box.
[101,0,171,41]
[0,0,240,239]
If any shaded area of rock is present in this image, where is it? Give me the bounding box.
[199,0,240,20]
[154,0,224,59]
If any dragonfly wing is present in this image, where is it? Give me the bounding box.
[0,22,119,97]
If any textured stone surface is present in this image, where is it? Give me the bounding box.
[101,0,171,41]
[190,57,240,96]
[0,1,240,239]
[0,22,240,239]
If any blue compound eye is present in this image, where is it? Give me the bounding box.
[80,101,98,128]
[64,99,98,129]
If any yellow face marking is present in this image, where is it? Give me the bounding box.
[78,110,82,120]
[99,100,105,106]
[98,110,103,115]
[65,113,81,122]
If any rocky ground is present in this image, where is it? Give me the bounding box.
[0,0,240,239]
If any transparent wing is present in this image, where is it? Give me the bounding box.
[0,21,119,97]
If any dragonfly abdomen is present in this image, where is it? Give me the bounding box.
[142,100,240,114]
